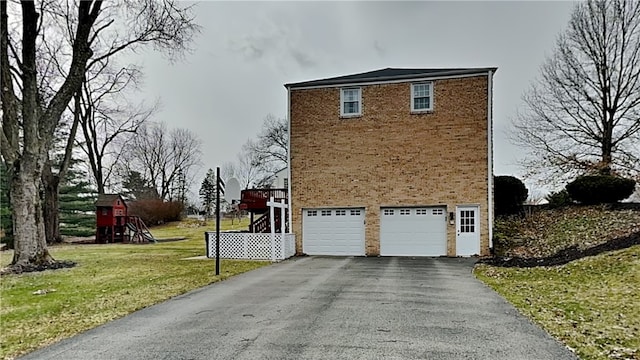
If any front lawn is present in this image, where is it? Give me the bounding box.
[476,205,640,360]
[476,245,640,359]
[0,217,267,360]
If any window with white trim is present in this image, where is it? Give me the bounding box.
[307,210,317,216]
[336,210,346,216]
[432,208,444,216]
[341,88,361,116]
[350,209,361,216]
[383,209,395,216]
[411,82,433,112]
[416,209,428,215]
[400,209,411,215]
[321,210,332,216]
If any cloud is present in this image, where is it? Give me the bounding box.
[228,33,275,61]
[289,46,316,69]
[373,40,386,58]
[227,17,318,72]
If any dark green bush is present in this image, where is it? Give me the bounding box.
[494,175,529,216]
[566,175,636,204]
[545,189,573,208]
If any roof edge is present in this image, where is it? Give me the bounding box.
[285,67,498,89]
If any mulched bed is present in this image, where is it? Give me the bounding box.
[480,231,640,268]
[0,260,77,275]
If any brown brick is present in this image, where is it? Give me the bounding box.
[290,75,492,256]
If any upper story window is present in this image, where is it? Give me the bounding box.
[340,88,361,117]
[411,82,433,112]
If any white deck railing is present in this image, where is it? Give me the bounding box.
[205,232,295,261]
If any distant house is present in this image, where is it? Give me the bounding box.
[285,67,496,257]
[272,167,289,189]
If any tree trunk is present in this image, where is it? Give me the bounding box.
[96,173,105,194]
[601,118,614,175]
[42,164,62,244]
[11,164,54,268]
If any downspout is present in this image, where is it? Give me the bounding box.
[487,70,494,250]
[286,86,292,233]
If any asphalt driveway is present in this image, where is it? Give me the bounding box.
[20,257,577,360]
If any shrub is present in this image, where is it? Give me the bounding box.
[566,175,636,204]
[494,175,529,216]
[129,200,184,226]
[546,189,573,208]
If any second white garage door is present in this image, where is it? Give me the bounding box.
[302,208,365,256]
[380,207,447,256]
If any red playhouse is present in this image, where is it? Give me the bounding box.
[95,194,154,243]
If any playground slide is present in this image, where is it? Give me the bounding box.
[141,231,157,243]
[126,221,157,243]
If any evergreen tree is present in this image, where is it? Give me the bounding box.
[59,165,97,237]
[122,171,159,200]
[199,169,216,218]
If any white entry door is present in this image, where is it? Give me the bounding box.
[456,206,480,256]
[302,208,365,256]
[380,207,447,256]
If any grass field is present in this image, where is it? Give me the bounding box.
[0,217,268,360]
[476,206,640,360]
[476,246,640,359]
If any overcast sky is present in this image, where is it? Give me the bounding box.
[131,1,576,199]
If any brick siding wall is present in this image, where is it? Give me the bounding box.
[289,75,491,256]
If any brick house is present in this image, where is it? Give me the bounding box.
[284,68,496,257]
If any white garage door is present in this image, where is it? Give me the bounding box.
[380,207,447,256]
[303,208,365,256]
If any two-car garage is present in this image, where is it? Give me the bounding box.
[302,206,448,257]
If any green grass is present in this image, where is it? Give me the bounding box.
[150,216,249,240]
[476,245,640,360]
[0,217,266,360]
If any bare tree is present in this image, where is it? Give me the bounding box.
[246,114,288,173]
[1,1,103,270]
[123,122,202,201]
[223,141,271,190]
[78,62,158,195]
[0,1,199,271]
[512,0,640,182]
[41,62,154,244]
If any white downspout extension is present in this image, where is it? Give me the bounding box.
[487,70,494,250]
[287,87,293,234]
